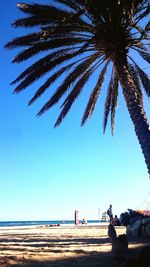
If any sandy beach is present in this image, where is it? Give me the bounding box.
[0,224,149,267]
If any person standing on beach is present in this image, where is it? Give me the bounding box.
[107,204,113,223]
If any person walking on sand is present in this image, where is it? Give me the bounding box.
[107,204,113,223]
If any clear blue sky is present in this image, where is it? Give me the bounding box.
[0,0,150,221]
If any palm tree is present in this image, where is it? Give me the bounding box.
[5,0,150,175]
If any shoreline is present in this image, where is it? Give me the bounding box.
[0,222,110,230]
[0,220,109,228]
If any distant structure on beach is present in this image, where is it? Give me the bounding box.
[74,210,79,225]
[101,211,109,222]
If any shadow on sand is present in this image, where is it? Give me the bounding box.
[0,234,149,267]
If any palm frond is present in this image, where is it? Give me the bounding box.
[16,42,93,83]
[56,0,78,11]
[57,0,95,25]
[138,50,150,64]
[135,64,150,96]
[28,62,75,106]
[128,63,143,101]
[12,16,53,28]
[12,37,87,63]
[41,24,93,37]
[13,47,90,92]
[16,3,72,20]
[103,69,114,133]
[37,53,100,116]
[15,2,89,31]
[145,20,150,31]
[81,61,109,125]
[110,73,119,135]
[135,1,150,21]
[131,41,148,52]
[54,65,95,127]
[5,33,42,49]
[11,48,71,84]
[6,0,150,134]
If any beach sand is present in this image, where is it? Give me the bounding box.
[0,225,149,267]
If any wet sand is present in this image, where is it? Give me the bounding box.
[0,225,149,267]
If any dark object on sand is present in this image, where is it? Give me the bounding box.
[120,212,130,226]
[49,224,60,227]
[120,209,145,226]
[125,246,150,267]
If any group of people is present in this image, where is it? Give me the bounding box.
[107,204,121,226]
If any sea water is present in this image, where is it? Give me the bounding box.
[0,220,102,227]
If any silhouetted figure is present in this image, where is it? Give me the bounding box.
[82,218,87,224]
[114,215,121,226]
[107,204,113,223]
[108,224,128,263]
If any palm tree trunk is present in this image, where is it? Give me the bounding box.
[115,63,150,177]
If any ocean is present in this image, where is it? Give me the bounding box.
[0,220,102,227]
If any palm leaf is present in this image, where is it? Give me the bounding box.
[81,61,109,125]
[13,47,90,92]
[16,3,72,20]
[145,20,150,31]
[56,0,79,12]
[135,1,150,21]
[135,64,150,96]
[110,73,119,135]
[6,0,150,134]
[12,41,93,86]
[28,62,75,106]
[12,16,54,28]
[12,37,87,63]
[103,70,114,133]
[16,3,87,30]
[41,25,93,40]
[11,49,68,84]
[128,63,143,101]
[5,33,42,49]
[54,65,95,127]
[138,50,150,64]
[37,53,100,116]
